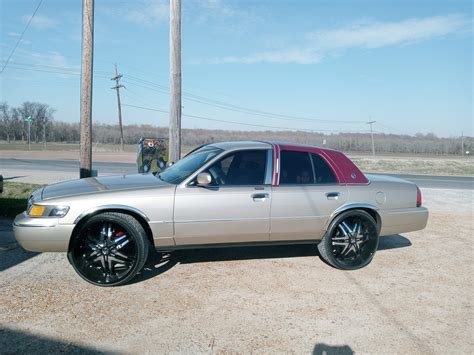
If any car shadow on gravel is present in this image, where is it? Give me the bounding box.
[0,327,106,354]
[378,234,412,251]
[133,234,411,284]
[0,217,39,272]
[0,247,39,272]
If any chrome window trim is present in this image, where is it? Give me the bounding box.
[181,148,272,188]
[274,183,341,187]
[277,151,341,187]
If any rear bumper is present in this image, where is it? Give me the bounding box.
[379,207,429,236]
[13,213,74,252]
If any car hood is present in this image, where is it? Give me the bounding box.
[40,174,169,201]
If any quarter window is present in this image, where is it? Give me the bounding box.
[310,153,337,184]
[206,150,267,186]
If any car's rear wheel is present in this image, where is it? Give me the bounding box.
[318,210,379,270]
[68,212,149,287]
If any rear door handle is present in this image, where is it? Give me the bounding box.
[326,192,340,200]
[252,193,269,201]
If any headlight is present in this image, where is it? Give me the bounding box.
[28,204,70,218]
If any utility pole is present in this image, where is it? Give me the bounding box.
[43,119,46,149]
[111,64,125,151]
[169,0,181,163]
[367,120,376,157]
[24,116,33,151]
[461,132,464,157]
[79,0,94,178]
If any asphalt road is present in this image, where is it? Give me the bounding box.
[0,158,473,189]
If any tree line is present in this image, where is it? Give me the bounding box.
[0,101,471,155]
[0,102,55,143]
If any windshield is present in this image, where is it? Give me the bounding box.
[157,146,223,184]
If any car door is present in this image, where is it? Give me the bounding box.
[270,150,348,241]
[173,149,272,245]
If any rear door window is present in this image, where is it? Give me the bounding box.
[279,151,314,184]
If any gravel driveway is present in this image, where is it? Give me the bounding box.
[0,188,472,353]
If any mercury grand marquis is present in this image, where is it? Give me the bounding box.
[14,141,429,286]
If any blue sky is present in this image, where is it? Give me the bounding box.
[0,0,472,137]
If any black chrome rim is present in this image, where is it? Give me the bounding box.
[331,215,378,268]
[72,221,137,284]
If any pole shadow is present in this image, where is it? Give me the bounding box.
[0,327,106,354]
[313,343,354,355]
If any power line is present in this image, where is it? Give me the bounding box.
[0,60,111,75]
[122,103,368,133]
[0,0,44,74]
[123,74,365,124]
[0,61,110,79]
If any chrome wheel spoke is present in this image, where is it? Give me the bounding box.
[338,222,351,237]
[115,238,130,250]
[84,249,98,260]
[340,243,353,257]
[113,250,133,262]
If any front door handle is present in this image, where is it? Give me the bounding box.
[252,193,269,201]
[326,192,340,200]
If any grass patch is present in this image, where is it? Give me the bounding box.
[0,182,44,218]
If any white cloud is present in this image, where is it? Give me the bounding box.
[103,0,259,31]
[107,0,169,25]
[214,14,471,64]
[7,31,21,37]
[23,14,57,29]
[9,48,79,79]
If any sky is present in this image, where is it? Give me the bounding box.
[0,0,472,137]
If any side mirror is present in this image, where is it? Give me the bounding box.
[196,172,212,186]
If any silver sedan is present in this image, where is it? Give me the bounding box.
[14,141,428,286]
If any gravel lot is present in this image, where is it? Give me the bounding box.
[0,188,472,354]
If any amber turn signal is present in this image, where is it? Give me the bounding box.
[29,205,46,217]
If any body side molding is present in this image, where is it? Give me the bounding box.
[73,205,151,224]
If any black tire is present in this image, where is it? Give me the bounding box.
[318,210,379,270]
[68,212,149,287]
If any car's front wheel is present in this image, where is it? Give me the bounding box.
[68,212,149,286]
[318,210,379,270]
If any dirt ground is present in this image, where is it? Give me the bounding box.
[0,188,473,354]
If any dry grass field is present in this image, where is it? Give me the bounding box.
[350,154,474,176]
[1,142,472,176]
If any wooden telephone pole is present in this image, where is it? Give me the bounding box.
[111,64,125,151]
[79,0,94,178]
[169,0,181,163]
[367,120,376,157]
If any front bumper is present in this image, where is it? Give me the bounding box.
[13,212,74,252]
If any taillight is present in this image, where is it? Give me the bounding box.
[416,185,422,207]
